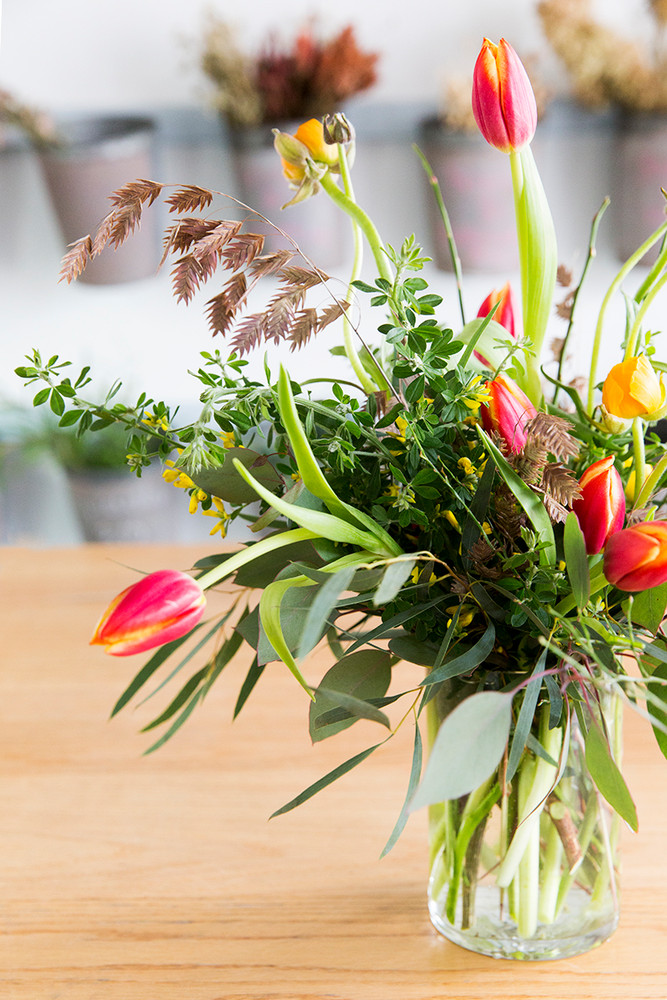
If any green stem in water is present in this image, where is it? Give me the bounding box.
[587,218,667,415]
[444,779,501,924]
[509,146,557,408]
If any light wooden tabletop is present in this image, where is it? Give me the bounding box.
[2,542,667,999]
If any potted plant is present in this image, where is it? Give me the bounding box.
[539,0,667,263]
[198,16,379,269]
[0,90,159,285]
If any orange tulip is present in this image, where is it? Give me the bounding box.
[480,373,536,454]
[472,38,537,153]
[601,355,666,420]
[474,282,520,366]
[603,520,667,592]
[572,456,625,555]
[91,570,206,656]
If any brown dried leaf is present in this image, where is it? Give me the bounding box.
[266,294,296,344]
[165,185,214,214]
[192,220,244,261]
[205,273,248,337]
[557,264,574,287]
[543,492,570,524]
[316,301,349,331]
[90,212,116,258]
[278,265,328,289]
[229,312,269,355]
[249,249,295,278]
[59,235,93,283]
[109,178,163,208]
[171,254,204,304]
[542,463,582,507]
[524,412,579,462]
[289,308,318,350]
[107,202,143,249]
[221,233,265,268]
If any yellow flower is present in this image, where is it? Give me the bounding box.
[625,463,652,502]
[142,410,169,432]
[220,431,236,449]
[188,489,208,515]
[458,457,476,476]
[162,457,195,491]
[443,510,461,531]
[202,498,231,537]
[602,355,667,420]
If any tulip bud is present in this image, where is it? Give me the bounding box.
[472,38,537,153]
[603,520,667,592]
[91,569,206,656]
[572,456,625,555]
[474,282,520,367]
[602,354,667,421]
[480,373,537,454]
[323,112,355,147]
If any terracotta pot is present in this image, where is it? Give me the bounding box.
[39,115,159,285]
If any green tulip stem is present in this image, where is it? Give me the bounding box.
[587,219,667,415]
[509,146,557,408]
[634,449,667,510]
[335,147,379,394]
[632,417,647,502]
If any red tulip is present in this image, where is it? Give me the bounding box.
[474,282,520,366]
[91,569,206,656]
[472,38,537,153]
[603,520,667,592]
[480,373,537,454]
[572,456,625,555]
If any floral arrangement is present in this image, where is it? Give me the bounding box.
[0,88,60,149]
[539,0,667,113]
[16,38,667,958]
[198,16,378,129]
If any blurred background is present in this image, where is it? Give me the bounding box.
[2,0,666,545]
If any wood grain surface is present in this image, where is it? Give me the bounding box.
[2,543,667,999]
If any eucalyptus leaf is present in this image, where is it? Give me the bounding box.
[270,742,385,818]
[297,564,357,660]
[259,576,316,694]
[584,723,638,831]
[192,448,282,505]
[373,559,416,606]
[309,649,392,742]
[380,723,423,858]
[419,622,496,689]
[506,650,546,782]
[646,661,667,760]
[628,582,667,634]
[410,691,512,807]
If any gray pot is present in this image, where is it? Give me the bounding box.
[226,120,347,271]
[611,111,667,265]
[39,115,160,285]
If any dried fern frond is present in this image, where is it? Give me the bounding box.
[524,412,580,463]
[59,236,93,284]
[542,463,582,507]
[206,273,248,338]
[108,179,163,208]
[165,185,214,214]
[249,249,296,278]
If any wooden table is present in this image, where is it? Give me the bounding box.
[2,543,667,999]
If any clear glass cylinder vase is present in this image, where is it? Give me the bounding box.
[427,691,622,961]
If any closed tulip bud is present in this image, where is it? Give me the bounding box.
[480,373,537,454]
[572,456,625,555]
[602,354,667,420]
[472,38,537,153]
[91,569,206,656]
[274,118,340,207]
[474,282,520,366]
[603,520,667,592]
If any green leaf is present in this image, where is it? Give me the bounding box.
[388,635,442,667]
[345,595,448,655]
[628,582,667,634]
[32,387,50,406]
[646,661,667,760]
[380,723,422,858]
[270,742,384,818]
[563,511,590,609]
[233,656,265,718]
[297,564,357,660]
[585,722,638,831]
[192,448,282,505]
[49,390,65,416]
[506,650,546,783]
[143,691,203,754]
[372,559,415,606]
[312,688,391,732]
[258,576,316,694]
[477,427,556,566]
[419,622,496,689]
[141,667,208,732]
[309,649,391,742]
[410,691,512,807]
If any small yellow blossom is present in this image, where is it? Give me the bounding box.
[220,431,236,449]
[443,510,461,531]
[188,489,208,515]
[458,457,476,476]
[142,410,169,433]
[482,521,492,535]
[202,498,231,537]
[558,560,566,572]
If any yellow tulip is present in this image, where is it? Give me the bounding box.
[601,355,667,420]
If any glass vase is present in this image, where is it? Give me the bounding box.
[427,691,622,961]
